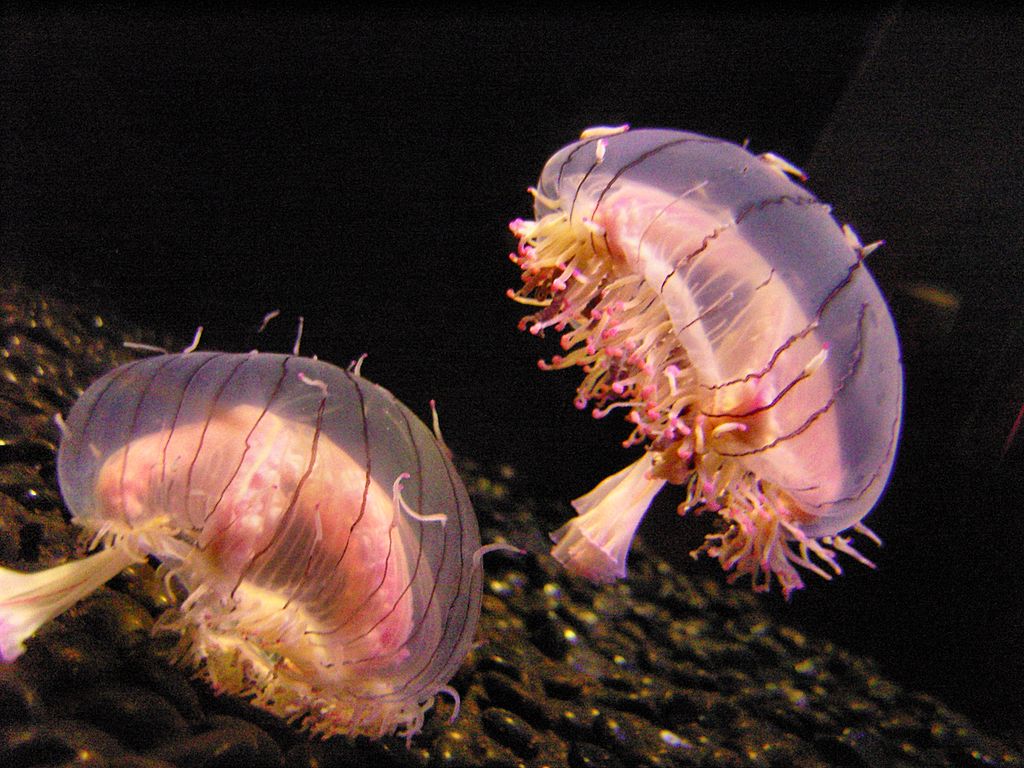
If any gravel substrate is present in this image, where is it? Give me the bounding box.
[1,283,1020,768]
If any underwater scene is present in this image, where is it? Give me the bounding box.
[2,6,1021,767]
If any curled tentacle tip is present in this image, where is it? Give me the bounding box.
[473,542,525,569]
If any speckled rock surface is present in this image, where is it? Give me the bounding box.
[1,283,1021,768]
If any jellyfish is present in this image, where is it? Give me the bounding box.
[508,126,903,597]
[0,349,491,740]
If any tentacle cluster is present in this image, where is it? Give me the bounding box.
[510,204,876,597]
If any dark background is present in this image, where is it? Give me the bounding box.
[3,3,1022,744]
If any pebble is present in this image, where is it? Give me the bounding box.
[431,729,480,768]
[1,720,125,767]
[283,740,372,768]
[591,713,637,759]
[481,708,539,757]
[0,666,45,723]
[70,589,155,654]
[19,624,121,690]
[77,683,189,749]
[528,610,578,660]
[540,671,585,700]
[0,435,56,464]
[107,757,180,768]
[475,645,524,681]
[0,498,22,561]
[127,653,205,723]
[568,740,624,768]
[204,716,284,768]
[814,727,888,768]
[555,706,599,741]
[481,671,547,726]
[146,717,283,768]
[594,690,658,720]
[663,691,707,728]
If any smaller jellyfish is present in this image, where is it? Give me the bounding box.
[0,349,491,740]
[508,126,903,597]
